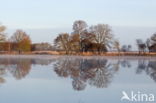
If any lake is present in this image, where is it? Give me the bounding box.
[0,55,155,103]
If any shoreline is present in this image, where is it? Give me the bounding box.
[0,54,156,61]
[1,51,156,56]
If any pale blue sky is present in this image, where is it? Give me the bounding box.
[1,0,156,28]
[0,0,156,49]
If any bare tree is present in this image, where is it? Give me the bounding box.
[121,45,132,52]
[136,39,146,54]
[54,33,71,54]
[151,33,156,43]
[72,20,88,52]
[121,45,127,52]
[10,30,31,52]
[113,40,120,53]
[146,39,151,52]
[0,25,6,42]
[89,24,113,53]
[73,20,87,35]
[147,33,156,52]
[70,34,80,52]
[10,30,29,43]
[127,45,132,51]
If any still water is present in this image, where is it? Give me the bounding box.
[0,55,155,103]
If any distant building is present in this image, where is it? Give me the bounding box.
[31,43,53,51]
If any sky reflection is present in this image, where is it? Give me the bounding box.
[0,56,155,103]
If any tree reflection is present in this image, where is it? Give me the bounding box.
[120,59,131,68]
[136,59,148,74]
[147,61,156,82]
[54,57,119,91]
[72,78,86,91]
[0,57,54,82]
[0,68,6,85]
[136,59,156,82]
[9,59,32,80]
[0,56,156,89]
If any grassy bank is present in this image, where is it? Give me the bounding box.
[1,51,156,56]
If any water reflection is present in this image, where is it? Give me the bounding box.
[120,59,131,68]
[0,68,6,85]
[136,59,156,82]
[148,61,156,82]
[54,57,119,90]
[0,56,155,91]
[0,57,55,82]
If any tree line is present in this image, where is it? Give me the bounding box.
[54,20,156,54]
[54,20,117,54]
[0,26,31,53]
[136,34,156,54]
[0,20,156,54]
[0,25,52,53]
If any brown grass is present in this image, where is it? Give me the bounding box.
[1,51,156,56]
